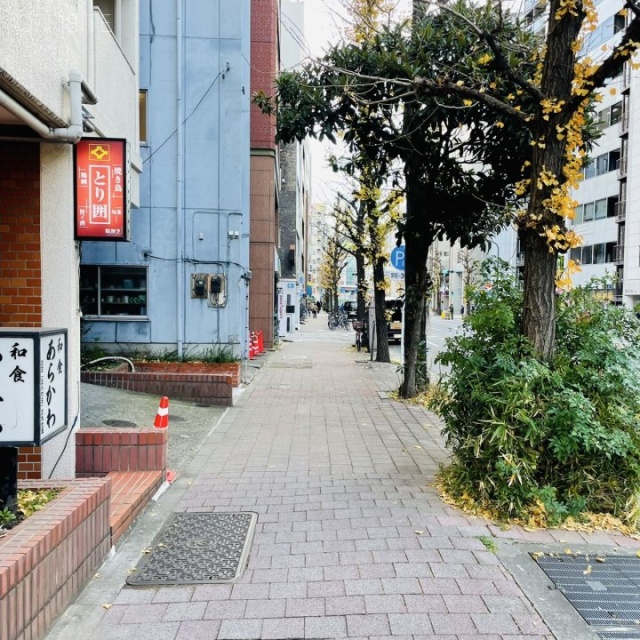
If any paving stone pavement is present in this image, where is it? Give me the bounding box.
[45,316,640,640]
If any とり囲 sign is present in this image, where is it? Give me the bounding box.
[0,328,68,447]
[74,138,130,241]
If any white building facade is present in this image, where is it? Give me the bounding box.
[0,0,140,478]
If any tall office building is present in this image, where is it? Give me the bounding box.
[521,0,636,305]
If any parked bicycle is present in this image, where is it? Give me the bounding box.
[352,320,364,351]
[328,312,352,331]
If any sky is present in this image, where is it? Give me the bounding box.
[287,0,412,210]
[299,0,350,210]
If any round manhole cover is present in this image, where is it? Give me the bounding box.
[102,419,138,428]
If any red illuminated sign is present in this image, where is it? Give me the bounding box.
[74,138,129,241]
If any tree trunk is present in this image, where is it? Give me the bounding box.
[520,0,582,360]
[522,229,557,361]
[373,256,390,362]
[400,174,430,397]
[356,254,367,321]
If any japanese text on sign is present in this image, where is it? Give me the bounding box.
[0,330,67,446]
[75,139,128,240]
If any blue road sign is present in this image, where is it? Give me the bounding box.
[390,246,406,271]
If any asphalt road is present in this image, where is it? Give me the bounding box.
[388,313,464,380]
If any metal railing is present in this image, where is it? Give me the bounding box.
[620,110,629,135]
[617,157,628,178]
[614,244,625,264]
[615,200,626,223]
[623,63,632,90]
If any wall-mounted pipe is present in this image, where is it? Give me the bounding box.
[176,0,185,357]
[0,71,96,144]
[81,79,98,105]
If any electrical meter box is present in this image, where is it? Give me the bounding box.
[208,274,227,307]
[191,273,208,298]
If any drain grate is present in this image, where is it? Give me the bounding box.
[535,553,640,639]
[127,512,257,586]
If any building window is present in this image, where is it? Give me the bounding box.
[583,202,595,221]
[583,149,620,179]
[610,102,622,125]
[574,196,618,223]
[94,0,116,33]
[582,246,593,265]
[584,161,596,180]
[80,266,148,318]
[139,90,147,143]
[593,243,605,263]
[596,154,608,175]
[595,198,607,219]
[609,149,620,172]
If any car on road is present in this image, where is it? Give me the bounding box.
[386,298,403,344]
[342,301,358,320]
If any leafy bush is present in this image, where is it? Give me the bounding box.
[81,344,239,369]
[432,261,640,527]
[0,488,61,530]
[80,339,107,366]
[0,507,17,528]
[135,346,239,364]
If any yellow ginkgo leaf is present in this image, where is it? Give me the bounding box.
[463,99,473,106]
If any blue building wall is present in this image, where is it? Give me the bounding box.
[81,0,251,357]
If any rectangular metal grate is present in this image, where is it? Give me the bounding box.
[534,553,640,640]
[127,512,257,586]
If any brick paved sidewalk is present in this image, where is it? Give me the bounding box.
[45,322,639,640]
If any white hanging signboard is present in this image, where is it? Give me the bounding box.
[0,328,68,446]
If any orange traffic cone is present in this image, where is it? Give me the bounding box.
[251,331,260,357]
[257,330,265,354]
[154,396,169,429]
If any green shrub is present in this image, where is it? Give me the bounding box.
[80,339,107,366]
[432,261,640,526]
[83,345,239,367]
[133,345,239,364]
